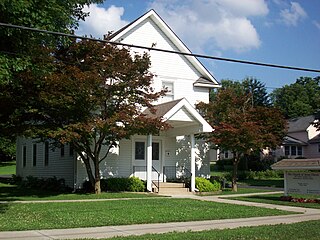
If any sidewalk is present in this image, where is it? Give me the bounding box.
[1,191,320,240]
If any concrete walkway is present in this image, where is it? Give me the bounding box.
[1,191,320,240]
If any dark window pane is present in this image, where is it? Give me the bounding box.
[135,142,145,160]
[33,144,37,166]
[152,142,160,160]
[297,146,302,156]
[61,145,65,157]
[69,145,74,156]
[291,146,297,156]
[285,146,290,156]
[44,142,49,166]
[23,146,27,167]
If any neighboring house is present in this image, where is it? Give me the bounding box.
[16,10,220,192]
[274,115,320,159]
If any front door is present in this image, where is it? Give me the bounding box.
[152,142,161,180]
[133,140,162,181]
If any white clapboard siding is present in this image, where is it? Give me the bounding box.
[118,18,209,106]
[16,138,75,187]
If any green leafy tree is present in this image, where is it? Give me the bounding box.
[210,78,270,107]
[0,0,103,156]
[271,76,320,118]
[197,88,286,192]
[12,40,169,194]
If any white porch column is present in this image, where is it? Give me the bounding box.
[190,134,196,192]
[146,134,153,192]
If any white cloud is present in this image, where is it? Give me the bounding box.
[314,20,320,30]
[76,4,129,38]
[280,2,307,26]
[148,0,268,53]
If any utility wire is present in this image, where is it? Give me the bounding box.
[0,22,319,73]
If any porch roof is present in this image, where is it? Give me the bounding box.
[143,98,213,135]
[271,158,320,170]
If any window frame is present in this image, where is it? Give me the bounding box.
[32,143,37,166]
[44,141,49,166]
[22,145,27,167]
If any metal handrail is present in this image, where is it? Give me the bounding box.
[184,167,192,190]
[152,166,160,193]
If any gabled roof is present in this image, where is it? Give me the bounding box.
[272,158,320,170]
[283,136,308,146]
[143,98,213,133]
[108,9,220,88]
[288,115,315,133]
[143,99,183,118]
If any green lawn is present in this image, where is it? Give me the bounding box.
[230,193,320,209]
[0,161,15,175]
[102,220,320,240]
[239,179,284,188]
[0,183,160,201]
[0,198,294,231]
[198,187,270,196]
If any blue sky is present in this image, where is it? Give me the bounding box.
[76,0,320,91]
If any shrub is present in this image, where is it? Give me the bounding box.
[127,177,145,192]
[82,177,145,193]
[18,176,71,192]
[210,175,226,186]
[195,177,221,192]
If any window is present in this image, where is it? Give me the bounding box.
[33,144,37,166]
[135,141,160,160]
[291,146,297,156]
[44,142,49,166]
[285,145,303,156]
[152,142,160,160]
[135,142,145,160]
[69,144,74,156]
[60,144,65,157]
[23,146,27,167]
[297,146,302,156]
[285,146,290,156]
[162,81,174,102]
[224,151,229,159]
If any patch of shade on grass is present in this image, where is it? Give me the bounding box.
[0,183,160,201]
[230,193,320,209]
[239,179,284,188]
[0,198,294,231]
[99,220,320,240]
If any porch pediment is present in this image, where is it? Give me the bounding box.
[143,98,213,136]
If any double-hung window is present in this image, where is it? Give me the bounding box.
[162,81,174,102]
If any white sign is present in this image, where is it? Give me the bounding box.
[286,171,320,195]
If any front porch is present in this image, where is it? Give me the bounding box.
[132,98,213,192]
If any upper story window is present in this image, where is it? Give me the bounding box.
[162,81,174,102]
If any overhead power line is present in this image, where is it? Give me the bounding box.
[0,22,319,73]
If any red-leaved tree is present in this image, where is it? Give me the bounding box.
[197,88,287,191]
[16,40,169,194]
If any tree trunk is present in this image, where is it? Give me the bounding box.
[232,153,240,192]
[94,159,101,194]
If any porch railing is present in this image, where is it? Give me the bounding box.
[163,166,192,190]
[152,166,160,193]
[132,166,160,193]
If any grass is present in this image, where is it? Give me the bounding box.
[230,193,320,209]
[197,187,270,196]
[0,198,294,231]
[0,161,15,175]
[0,183,160,201]
[239,179,284,188]
[100,220,320,240]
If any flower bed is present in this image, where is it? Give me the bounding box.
[280,196,320,204]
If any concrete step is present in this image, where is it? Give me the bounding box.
[153,182,190,194]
